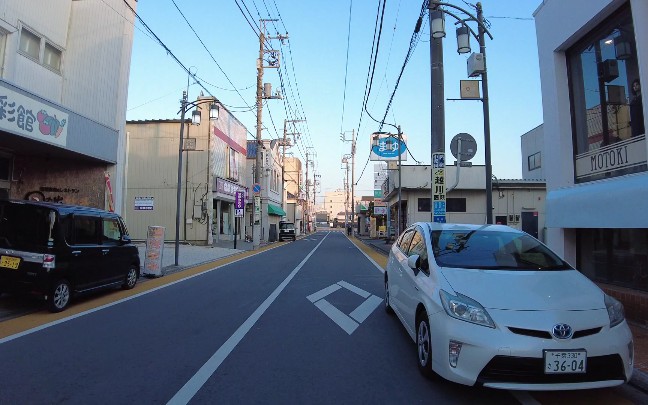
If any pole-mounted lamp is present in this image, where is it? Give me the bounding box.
[174,93,220,266]
[428,1,494,224]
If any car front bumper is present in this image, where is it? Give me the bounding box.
[428,308,633,390]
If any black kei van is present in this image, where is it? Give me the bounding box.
[0,200,140,312]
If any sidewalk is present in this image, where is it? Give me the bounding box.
[355,234,648,393]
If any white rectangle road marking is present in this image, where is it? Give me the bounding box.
[337,280,370,298]
[349,295,383,323]
[314,300,359,335]
[306,284,341,303]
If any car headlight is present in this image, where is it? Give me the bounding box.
[440,290,495,328]
[605,294,625,328]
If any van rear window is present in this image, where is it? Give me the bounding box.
[0,203,57,250]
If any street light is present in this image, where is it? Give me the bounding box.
[174,91,220,266]
[428,1,493,224]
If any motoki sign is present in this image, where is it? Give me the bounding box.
[369,132,407,161]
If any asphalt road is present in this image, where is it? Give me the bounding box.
[0,231,646,404]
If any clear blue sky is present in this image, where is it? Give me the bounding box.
[126,0,544,201]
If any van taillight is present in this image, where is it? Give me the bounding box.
[43,254,55,269]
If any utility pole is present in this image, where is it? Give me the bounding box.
[341,130,356,232]
[281,119,304,209]
[429,1,446,224]
[478,3,493,224]
[305,149,310,233]
[253,19,286,248]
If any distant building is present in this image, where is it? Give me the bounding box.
[382,165,547,240]
[521,124,545,180]
[0,0,136,210]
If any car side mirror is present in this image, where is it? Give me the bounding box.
[407,254,421,271]
[120,235,132,245]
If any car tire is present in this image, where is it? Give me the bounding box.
[416,311,434,378]
[292,236,296,241]
[122,265,138,290]
[48,279,71,313]
[384,277,394,315]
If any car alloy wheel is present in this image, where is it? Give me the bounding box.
[48,280,71,313]
[416,313,434,377]
[123,266,138,290]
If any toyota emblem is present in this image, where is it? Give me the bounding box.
[552,323,573,339]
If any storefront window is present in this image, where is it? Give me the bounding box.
[578,228,648,292]
[567,5,646,183]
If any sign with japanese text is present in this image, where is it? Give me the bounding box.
[143,226,165,277]
[0,87,68,146]
[134,196,154,211]
[432,153,446,223]
[235,191,245,210]
[369,133,408,161]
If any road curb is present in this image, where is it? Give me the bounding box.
[630,368,648,393]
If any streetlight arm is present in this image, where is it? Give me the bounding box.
[177,98,220,115]
[433,2,493,40]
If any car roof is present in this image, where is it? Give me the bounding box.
[410,222,522,235]
[1,199,119,217]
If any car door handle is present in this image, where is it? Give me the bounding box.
[102,249,110,255]
[72,250,81,255]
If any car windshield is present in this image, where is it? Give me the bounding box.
[0,202,57,250]
[431,229,572,271]
[280,223,294,230]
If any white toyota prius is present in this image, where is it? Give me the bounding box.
[384,222,633,391]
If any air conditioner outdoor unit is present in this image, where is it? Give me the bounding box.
[467,53,485,77]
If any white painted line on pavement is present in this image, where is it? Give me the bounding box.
[352,240,385,274]
[314,300,359,335]
[0,251,260,345]
[307,284,341,303]
[167,233,330,405]
[337,280,370,298]
[349,295,383,323]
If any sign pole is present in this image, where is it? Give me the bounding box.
[234,217,238,250]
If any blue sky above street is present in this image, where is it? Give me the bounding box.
[126,0,544,200]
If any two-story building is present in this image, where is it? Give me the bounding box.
[0,0,136,210]
[535,0,648,322]
[246,139,285,242]
[125,96,248,245]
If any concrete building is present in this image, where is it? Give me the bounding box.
[284,156,304,234]
[124,97,248,245]
[535,0,648,322]
[382,165,547,240]
[521,124,545,180]
[323,189,347,227]
[246,139,285,242]
[0,0,136,210]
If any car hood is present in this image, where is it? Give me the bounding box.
[440,268,605,311]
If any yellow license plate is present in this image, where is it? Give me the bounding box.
[0,256,20,269]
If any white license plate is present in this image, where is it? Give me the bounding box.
[544,350,587,374]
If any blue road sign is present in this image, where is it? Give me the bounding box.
[433,215,447,223]
[253,184,261,193]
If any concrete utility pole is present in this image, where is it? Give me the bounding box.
[341,130,356,231]
[281,119,303,207]
[429,1,445,224]
[305,149,310,232]
[477,2,493,224]
[253,19,286,248]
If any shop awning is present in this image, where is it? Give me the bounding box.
[268,203,286,216]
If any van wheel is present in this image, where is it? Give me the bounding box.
[48,280,71,312]
[122,265,138,290]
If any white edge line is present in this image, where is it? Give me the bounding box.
[0,249,267,345]
[351,239,385,274]
[167,232,330,405]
